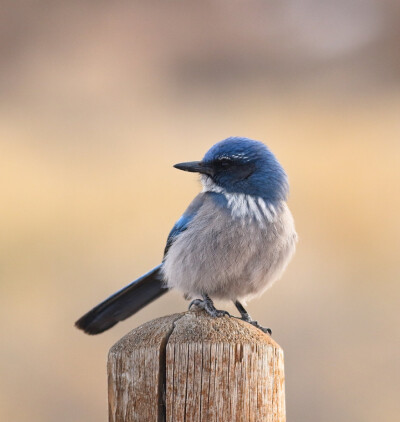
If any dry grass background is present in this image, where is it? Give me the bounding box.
[0,2,399,421]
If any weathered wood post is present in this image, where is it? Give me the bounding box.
[108,309,286,422]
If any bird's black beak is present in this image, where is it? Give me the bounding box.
[173,161,214,176]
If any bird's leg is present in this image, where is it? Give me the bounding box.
[234,300,272,335]
[203,294,231,317]
[189,293,230,318]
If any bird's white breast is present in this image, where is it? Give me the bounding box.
[201,176,278,226]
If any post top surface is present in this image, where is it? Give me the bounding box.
[109,310,281,354]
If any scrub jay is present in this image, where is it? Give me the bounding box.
[75,137,297,335]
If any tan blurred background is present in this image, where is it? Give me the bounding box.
[1,1,400,421]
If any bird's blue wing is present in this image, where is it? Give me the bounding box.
[163,193,205,257]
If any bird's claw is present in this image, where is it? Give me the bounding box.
[189,298,231,318]
[247,319,272,335]
[213,309,231,318]
[234,300,271,335]
[189,299,203,310]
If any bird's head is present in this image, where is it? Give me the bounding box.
[174,137,288,201]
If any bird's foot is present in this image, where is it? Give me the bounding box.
[234,300,271,335]
[245,319,272,335]
[189,295,230,318]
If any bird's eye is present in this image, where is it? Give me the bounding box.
[219,158,231,167]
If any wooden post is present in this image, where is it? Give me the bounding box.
[108,310,286,422]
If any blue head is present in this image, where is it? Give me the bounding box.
[174,137,288,202]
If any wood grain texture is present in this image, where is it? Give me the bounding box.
[108,310,286,422]
[108,313,182,422]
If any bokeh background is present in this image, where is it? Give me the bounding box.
[1,1,400,421]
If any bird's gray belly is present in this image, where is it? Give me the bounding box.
[162,201,296,301]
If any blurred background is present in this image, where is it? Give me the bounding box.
[1,1,399,421]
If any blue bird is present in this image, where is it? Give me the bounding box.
[75,137,297,335]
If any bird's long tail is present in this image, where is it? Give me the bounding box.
[75,265,168,335]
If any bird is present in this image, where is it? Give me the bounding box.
[75,137,297,335]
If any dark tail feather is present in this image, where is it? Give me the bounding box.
[75,265,168,335]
